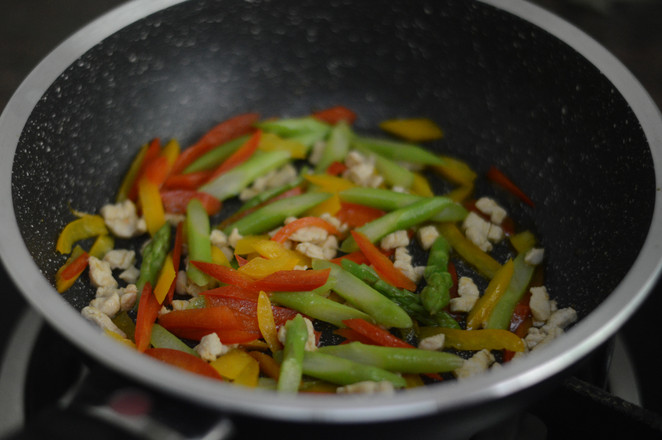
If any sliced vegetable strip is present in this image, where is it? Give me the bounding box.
[134,282,160,352]
[486,165,535,208]
[486,254,536,330]
[277,314,308,392]
[351,230,417,291]
[437,222,501,279]
[353,135,445,165]
[135,223,171,304]
[206,129,262,182]
[186,199,212,286]
[251,269,331,292]
[270,217,339,244]
[160,190,221,216]
[257,291,282,353]
[56,215,108,254]
[55,246,89,293]
[301,351,406,388]
[342,318,412,348]
[466,259,514,330]
[377,118,444,143]
[420,327,526,352]
[270,291,372,328]
[312,105,357,125]
[420,235,453,315]
[145,348,223,381]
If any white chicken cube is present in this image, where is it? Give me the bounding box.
[450,277,480,313]
[462,212,493,252]
[380,230,410,250]
[289,226,329,244]
[119,266,140,284]
[295,242,326,260]
[418,333,446,351]
[88,256,117,288]
[336,381,395,394]
[81,306,126,338]
[529,286,552,323]
[525,247,545,266]
[417,225,440,251]
[195,333,230,362]
[475,197,508,225]
[100,200,142,238]
[103,249,136,270]
[210,229,228,248]
[454,349,494,379]
[90,292,121,318]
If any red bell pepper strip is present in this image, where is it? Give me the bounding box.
[205,129,262,183]
[326,161,348,176]
[134,282,161,353]
[163,327,262,343]
[448,261,458,299]
[160,190,222,216]
[334,327,376,345]
[143,155,170,187]
[270,217,339,244]
[503,294,533,362]
[157,305,242,340]
[351,230,417,291]
[55,248,89,293]
[203,285,260,301]
[162,170,213,191]
[171,113,260,176]
[190,261,255,289]
[342,318,413,348]
[251,268,331,292]
[145,348,223,381]
[312,106,357,125]
[329,250,370,266]
[204,295,298,329]
[335,202,385,228]
[128,138,161,201]
[486,166,535,208]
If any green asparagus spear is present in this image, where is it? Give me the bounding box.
[183,134,249,174]
[198,150,291,200]
[150,324,199,357]
[314,120,351,173]
[135,223,171,304]
[222,192,331,236]
[186,198,212,286]
[486,253,535,330]
[420,235,453,315]
[301,351,407,388]
[270,291,373,328]
[312,259,412,329]
[255,116,331,139]
[339,187,467,222]
[277,314,308,393]
[234,173,305,215]
[339,197,452,253]
[354,145,415,189]
[352,136,446,166]
[318,342,464,374]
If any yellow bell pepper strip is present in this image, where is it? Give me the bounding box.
[153,254,176,304]
[509,230,537,254]
[199,150,291,201]
[186,198,213,286]
[211,245,231,267]
[135,223,171,305]
[339,197,453,253]
[314,120,351,173]
[270,291,372,328]
[445,184,474,203]
[312,259,413,329]
[138,178,166,237]
[238,254,300,279]
[259,132,308,159]
[116,142,150,202]
[257,291,282,353]
[353,135,445,165]
[434,155,477,187]
[248,351,281,380]
[277,314,308,392]
[211,349,260,386]
[419,327,526,353]
[378,118,444,142]
[183,135,248,174]
[411,172,434,197]
[300,350,407,388]
[55,245,89,293]
[486,253,536,330]
[317,342,465,374]
[89,234,114,259]
[234,235,271,255]
[221,192,331,236]
[466,259,515,330]
[306,192,342,217]
[56,214,108,254]
[304,173,356,193]
[104,329,137,349]
[145,348,223,381]
[437,222,501,279]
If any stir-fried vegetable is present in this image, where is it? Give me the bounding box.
[58,108,576,395]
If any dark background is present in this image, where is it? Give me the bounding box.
[1,0,661,420]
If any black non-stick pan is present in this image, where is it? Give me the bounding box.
[1,0,662,438]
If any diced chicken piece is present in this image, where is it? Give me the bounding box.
[450,277,480,313]
[170,300,190,311]
[525,307,577,350]
[462,212,493,252]
[289,226,329,244]
[390,186,409,193]
[210,229,228,248]
[81,306,126,338]
[103,249,136,270]
[475,197,507,225]
[543,307,578,333]
[525,247,545,266]
[418,333,446,351]
[336,381,395,394]
[321,235,338,260]
[380,230,410,250]
[393,246,425,283]
[119,266,140,284]
[295,242,326,260]
[119,284,137,311]
[278,316,317,351]
[228,228,243,248]
[343,151,383,188]
[100,200,142,238]
[417,225,440,251]
[529,286,552,323]
[90,291,121,317]
[195,333,231,362]
[320,213,349,234]
[486,224,504,242]
[165,213,185,226]
[308,140,326,165]
[454,349,494,379]
[88,256,117,288]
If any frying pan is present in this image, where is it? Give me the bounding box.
[1,0,662,437]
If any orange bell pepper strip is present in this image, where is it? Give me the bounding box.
[56,214,108,254]
[335,202,385,228]
[160,189,222,216]
[251,269,331,292]
[191,261,256,289]
[55,246,89,293]
[257,291,282,353]
[145,348,224,381]
[466,259,514,330]
[486,166,535,208]
[162,170,213,191]
[351,230,417,291]
[270,217,339,243]
[171,113,260,176]
[138,177,166,237]
[248,351,281,380]
[312,105,357,125]
[127,138,161,201]
[342,318,413,348]
[157,305,242,340]
[325,161,348,176]
[206,129,262,183]
[134,282,161,352]
[153,254,176,304]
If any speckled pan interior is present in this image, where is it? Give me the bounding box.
[11,0,654,332]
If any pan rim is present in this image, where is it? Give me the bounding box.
[1,0,661,424]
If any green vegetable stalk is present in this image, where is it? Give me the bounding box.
[183,135,249,174]
[135,223,171,304]
[301,351,407,388]
[314,120,351,173]
[486,253,536,330]
[277,314,308,393]
[270,291,373,328]
[186,199,212,286]
[420,235,453,315]
[352,136,446,166]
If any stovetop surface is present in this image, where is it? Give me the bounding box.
[2,0,662,437]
